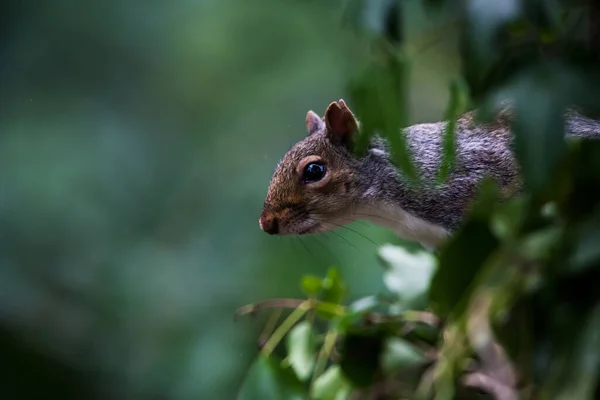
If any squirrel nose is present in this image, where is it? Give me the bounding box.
[259,213,279,235]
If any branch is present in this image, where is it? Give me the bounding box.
[462,371,519,400]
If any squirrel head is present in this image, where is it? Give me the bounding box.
[259,99,365,235]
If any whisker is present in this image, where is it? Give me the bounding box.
[336,225,381,248]
[290,237,301,260]
[309,235,343,266]
[297,235,323,266]
[311,217,381,248]
[326,229,359,250]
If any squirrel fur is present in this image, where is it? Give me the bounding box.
[259,99,600,249]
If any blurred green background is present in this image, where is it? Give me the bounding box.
[0,0,458,398]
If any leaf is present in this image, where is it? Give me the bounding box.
[569,207,600,272]
[421,0,450,12]
[495,62,586,194]
[321,268,347,304]
[237,355,307,400]
[339,330,386,387]
[286,321,317,381]
[429,180,500,316]
[318,268,347,319]
[335,296,380,332]
[517,226,562,261]
[310,365,353,400]
[301,275,323,297]
[348,295,380,313]
[348,47,417,182]
[464,0,521,64]
[490,196,527,241]
[437,78,470,182]
[381,337,428,373]
[553,303,600,400]
[378,244,437,310]
[562,140,600,220]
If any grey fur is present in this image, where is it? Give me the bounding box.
[354,109,600,231]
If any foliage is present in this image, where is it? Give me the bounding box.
[237,0,600,398]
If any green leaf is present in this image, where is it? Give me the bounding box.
[348,46,417,182]
[506,63,576,193]
[421,0,449,12]
[464,0,521,66]
[339,331,385,387]
[301,275,323,297]
[317,268,347,319]
[569,209,600,272]
[335,296,380,332]
[490,196,527,240]
[286,321,317,382]
[437,78,470,182]
[517,226,562,261]
[321,268,347,304]
[429,181,500,316]
[237,355,307,400]
[378,244,437,310]
[310,365,353,400]
[553,303,600,400]
[381,337,428,373]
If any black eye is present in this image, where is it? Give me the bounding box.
[302,162,326,183]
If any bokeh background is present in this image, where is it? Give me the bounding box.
[1,0,458,398]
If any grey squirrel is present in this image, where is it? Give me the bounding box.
[259,99,600,248]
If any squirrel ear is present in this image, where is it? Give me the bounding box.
[305,110,325,135]
[324,99,358,146]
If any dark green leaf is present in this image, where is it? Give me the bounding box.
[551,304,600,400]
[464,0,521,65]
[348,47,417,182]
[421,0,450,12]
[522,0,561,32]
[509,64,571,193]
[429,181,500,316]
[569,208,600,271]
[517,226,562,261]
[438,78,470,182]
[237,355,307,400]
[559,140,600,222]
[286,321,317,382]
[490,196,527,240]
[339,331,386,387]
[334,296,380,332]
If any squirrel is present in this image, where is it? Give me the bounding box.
[258,99,600,249]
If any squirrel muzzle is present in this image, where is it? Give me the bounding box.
[259,209,279,235]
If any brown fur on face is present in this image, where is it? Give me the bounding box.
[259,100,361,235]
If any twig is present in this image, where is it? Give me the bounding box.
[235,298,345,320]
[257,309,282,350]
[310,330,338,387]
[462,371,518,400]
[261,300,312,357]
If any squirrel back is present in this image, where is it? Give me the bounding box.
[259,100,600,248]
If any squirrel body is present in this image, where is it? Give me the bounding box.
[259,100,600,248]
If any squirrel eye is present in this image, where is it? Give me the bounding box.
[302,162,326,183]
